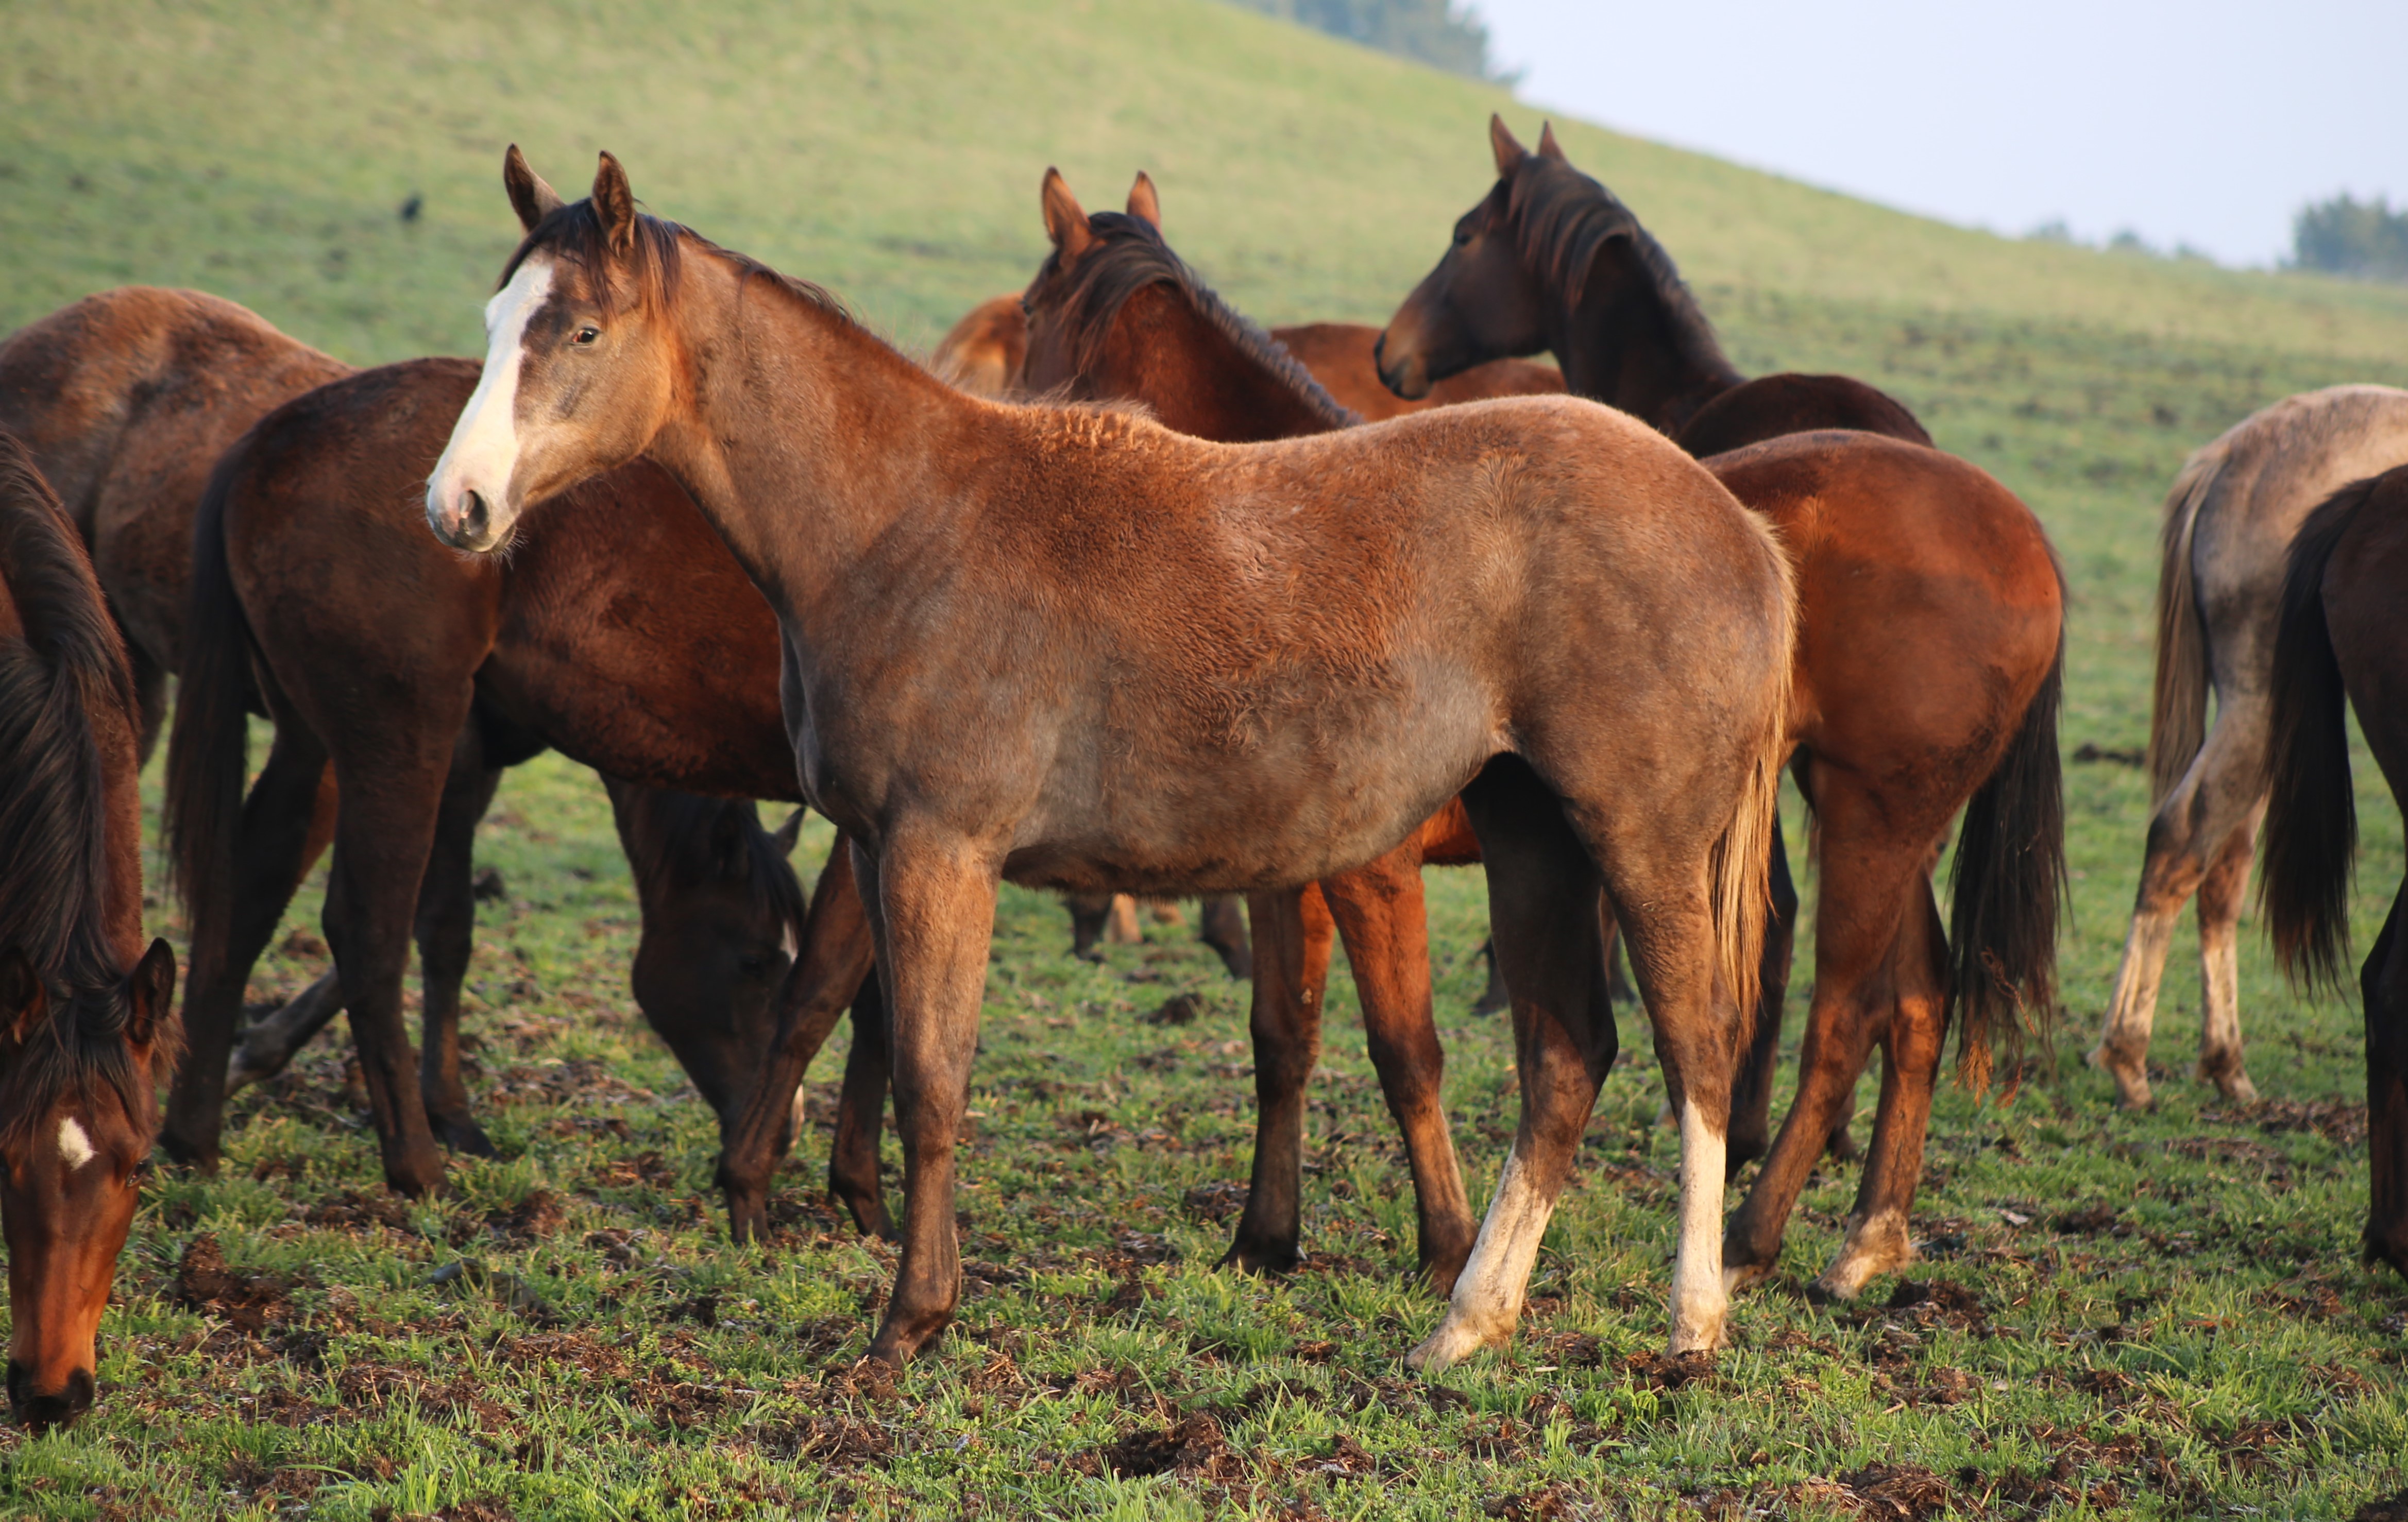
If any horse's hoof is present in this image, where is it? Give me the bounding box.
[2204,1067,2259,1104]
[1405,1313,1506,1374]
[1722,1259,1773,1297]
[433,1116,500,1159]
[1217,1238,1303,1276]
[155,1131,222,1174]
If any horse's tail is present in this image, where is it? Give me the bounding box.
[2145,450,2223,803]
[162,444,261,949]
[1947,630,2070,1093]
[1711,704,1786,1029]
[2260,477,2370,995]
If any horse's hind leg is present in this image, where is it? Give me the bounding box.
[1065,894,1111,962]
[1816,881,1948,1300]
[1198,895,1253,980]
[224,764,345,1091]
[1225,883,1334,1274]
[2096,716,2268,1108]
[828,969,896,1239]
[162,726,330,1170]
[1727,824,1799,1172]
[1410,765,1619,1371]
[1320,849,1476,1293]
[2195,804,2265,1102]
[2365,885,2408,1276]
[413,748,505,1156]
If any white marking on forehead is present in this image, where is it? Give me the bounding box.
[427,253,554,522]
[55,1116,96,1171]
[781,920,801,961]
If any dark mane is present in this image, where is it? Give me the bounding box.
[1035,212,1359,430]
[621,788,807,946]
[1502,158,1738,385]
[505,200,853,329]
[0,430,159,1144]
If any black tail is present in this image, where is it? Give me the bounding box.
[1947,635,2070,1092]
[2261,477,2370,995]
[161,443,263,956]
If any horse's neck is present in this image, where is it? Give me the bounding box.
[1107,285,1337,442]
[1551,256,1742,436]
[650,254,988,623]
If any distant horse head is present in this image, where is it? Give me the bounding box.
[1377,117,1736,429]
[1021,169,1352,439]
[929,296,1029,398]
[606,782,807,1128]
[0,432,179,1429]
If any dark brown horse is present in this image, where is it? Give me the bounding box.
[164,358,877,1201]
[1381,120,2065,1309]
[1375,118,1929,455]
[428,148,1794,1370]
[0,433,179,1429]
[1024,173,2066,1328]
[2262,464,2408,1274]
[0,288,352,755]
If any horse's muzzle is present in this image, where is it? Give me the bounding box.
[7,1360,96,1430]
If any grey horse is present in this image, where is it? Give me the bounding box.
[2095,384,2408,1107]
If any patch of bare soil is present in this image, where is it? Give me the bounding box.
[1082,1411,1245,1482]
[174,1234,293,1332]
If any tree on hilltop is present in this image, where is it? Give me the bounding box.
[1223,0,1512,82]
[2293,193,2408,283]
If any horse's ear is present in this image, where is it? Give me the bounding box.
[1041,168,1095,266]
[771,810,806,859]
[125,939,176,1050]
[592,151,638,257]
[0,948,43,1046]
[1536,122,1567,161]
[504,144,565,233]
[1490,113,1529,176]
[1126,172,1162,231]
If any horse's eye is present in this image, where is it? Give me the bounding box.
[1453,228,1473,248]
[572,326,601,346]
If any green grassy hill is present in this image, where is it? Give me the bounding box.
[7,3,2408,1517]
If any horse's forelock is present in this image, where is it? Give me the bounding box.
[501,200,685,318]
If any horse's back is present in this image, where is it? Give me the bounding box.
[1674,373,1930,457]
[0,287,349,672]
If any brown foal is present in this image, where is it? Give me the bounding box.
[427,149,1793,1370]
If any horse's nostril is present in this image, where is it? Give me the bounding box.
[461,489,489,541]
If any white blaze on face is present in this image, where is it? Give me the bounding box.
[55,1116,96,1171]
[426,253,555,541]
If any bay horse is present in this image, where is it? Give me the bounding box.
[2263,464,2408,1273]
[0,432,179,1429]
[165,358,878,1201]
[1379,125,2067,1306]
[1372,117,1930,455]
[427,148,1794,1370]
[2094,386,2408,1108]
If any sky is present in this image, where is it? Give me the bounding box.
[1474,0,2406,268]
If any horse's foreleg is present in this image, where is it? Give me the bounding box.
[2364,886,2408,1276]
[862,835,999,1369]
[1064,893,1112,962]
[413,748,504,1157]
[162,729,329,1171]
[2195,803,2266,1103]
[1197,895,1253,980]
[1225,883,1332,1274]
[828,969,895,1239]
[718,835,876,1244]
[1410,768,1619,1372]
[1816,881,1948,1300]
[1322,846,1474,1292]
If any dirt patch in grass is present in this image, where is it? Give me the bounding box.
[174,1234,294,1332]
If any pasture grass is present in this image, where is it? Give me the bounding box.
[4,0,2408,1516]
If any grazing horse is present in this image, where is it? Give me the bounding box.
[2262,464,2408,1273]
[426,148,1794,1370]
[1372,117,1929,455]
[2094,387,2408,1108]
[164,359,877,1199]
[0,433,179,1429]
[1380,122,2067,1303]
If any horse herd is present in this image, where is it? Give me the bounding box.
[0,114,2402,1432]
